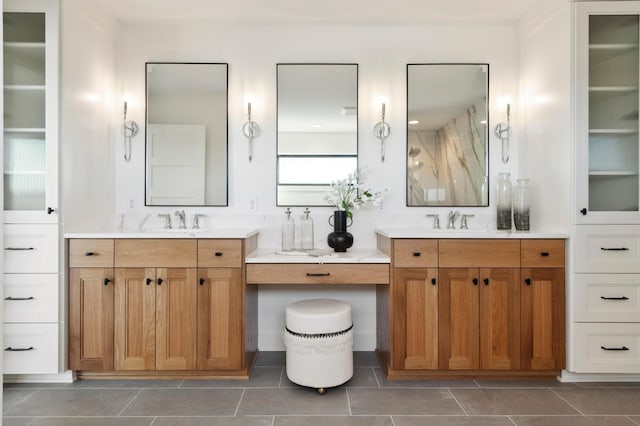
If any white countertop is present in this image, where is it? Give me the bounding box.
[246,248,390,264]
[375,227,569,239]
[64,228,260,239]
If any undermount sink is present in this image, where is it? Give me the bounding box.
[143,228,208,234]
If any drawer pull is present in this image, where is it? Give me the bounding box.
[4,296,34,301]
[5,347,34,352]
[601,247,630,251]
[199,278,205,286]
[214,252,223,257]
[473,278,478,286]
[540,252,549,257]
[483,278,489,286]
[600,296,630,301]
[85,252,95,256]
[431,278,436,286]
[306,273,330,277]
[146,278,152,286]
[4,247,34,251]
[524,278,532,286]
[413,252,421,257]
[601,346,629,351]
[104,278,111,286]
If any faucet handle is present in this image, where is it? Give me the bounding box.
[460,214,475,230]
[192,214,205,229]
[426,214,440,229]
[158,214,172,229]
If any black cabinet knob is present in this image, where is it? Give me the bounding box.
[215,252,223,257]
[413,252,421,257]
[431,278,436,285]
[104,278,111,286]
[199,278,205,286]
[525,278,531,286]
[580,208,587,215]
[157,278,163,285]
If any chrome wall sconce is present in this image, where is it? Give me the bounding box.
[242,102,261,162]
[373,103,390,163]
[494,103,511,163]
[121,101,139,162]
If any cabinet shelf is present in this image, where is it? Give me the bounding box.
[589,129,638,134]
[4,128,46,133]
[3,41,45,49]
[589,86,638,92]
[590,43,639,50]
[4,85,45,91]
[4,171,46,176]
[589,170,638,176]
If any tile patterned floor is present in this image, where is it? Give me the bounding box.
[3,352,640,426]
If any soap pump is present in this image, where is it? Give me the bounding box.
[300,208,314,250]
[282,208,295,251]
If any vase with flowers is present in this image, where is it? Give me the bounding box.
[324,168,386,252]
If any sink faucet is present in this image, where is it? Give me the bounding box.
[158,213,172,229]
[460,214,475,230]
[192,214,205,229]
[447,211,460,229]
[426,214,441,229]
[175,210,186,229]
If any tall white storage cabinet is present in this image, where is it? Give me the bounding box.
[2,0,61,375]
[573,2,640,375]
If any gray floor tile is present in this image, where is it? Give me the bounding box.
[346,367,380,387]
[450,388,579,415]
[4,382,82,389]
[152,417,274,426]
[354,351,381,366]
[629,417,640,425]
[348,388,464,415]
[77,379,183,388]
[577,382,640,388]
[122,388,243,416]
[274,416,393,426]
[2,389,37,413]
[28,417,155,425]
[182,367,282,388]
[255,351,286,366]
[553,388,640,415]
[1,418,34,426]
[373,367,477,388]
[5,388,140,417]
[476,379,578,388]
[511,416,639,426]
[393,416,515,426]
[237,387,350,415]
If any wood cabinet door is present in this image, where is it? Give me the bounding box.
[156,268,197,370]
[197,268,242,370]
[69,268,114,371]
[521,268,565,370]
[479,268,520,370]
[439,268,479,370]
[114,268,156,370]
[393,268,439,370]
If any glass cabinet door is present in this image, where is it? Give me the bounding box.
[3,2,58,224]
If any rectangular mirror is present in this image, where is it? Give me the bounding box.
[145,62,228,206]
[407,63,489,207]
[277,63,358,206]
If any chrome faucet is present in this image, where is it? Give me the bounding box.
[192,214,205,229]
[447,210,460,229]
[158,213,172,229]
[426,214,441,229]
[175,210,186,229]
[460,214,475,230]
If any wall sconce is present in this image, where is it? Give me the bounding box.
[242,102,261,162]
[373,103,390,163]
[121,101,139,162]
[494,103,511,163]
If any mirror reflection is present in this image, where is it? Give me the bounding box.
[145,62,228,206]
[407,63,489,207]
[277,63,358,206]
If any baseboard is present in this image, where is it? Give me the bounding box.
[559,369,640,382]
[3,370,75,384]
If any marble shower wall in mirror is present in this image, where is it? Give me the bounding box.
[407,64,489,207]
[145,62,228,206]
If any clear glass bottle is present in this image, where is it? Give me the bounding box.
[282,208,295,251]
[514,178,530,231]
[496,172,512,230]
[300,208,314,250]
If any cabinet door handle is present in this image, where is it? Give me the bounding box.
[104,278,111,286]
[431,278,436,285]
[413,252,421,257]
[214,252,223,257]
[199,278,205,286]
[601,247,629,251]
[47,207,55,214]
[540,252,549,257]
[600,296,629,301]
[5,247,34,251]
[580,208,587,215]
[157,278,163,285]
[306,273,330,277]
[472,278,478,285]
[525,278,531,286]
[5,347,34,352]
[85,252,95,256]
[601,346,629,351]
[146,278,152,285]
[4,296,34,301]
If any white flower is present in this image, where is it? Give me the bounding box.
[323,167,387,218]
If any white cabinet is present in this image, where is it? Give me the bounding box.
[2,0,60,376]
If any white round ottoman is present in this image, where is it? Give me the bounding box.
[283,299,353,393]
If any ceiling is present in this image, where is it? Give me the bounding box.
[86,0,552,25]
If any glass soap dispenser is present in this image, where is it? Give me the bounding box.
[300,208,314,250]
[282,208,295,251]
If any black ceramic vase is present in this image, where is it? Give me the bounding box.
[327,210,353,252]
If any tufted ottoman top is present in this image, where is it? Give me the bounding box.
[285,299,352,334]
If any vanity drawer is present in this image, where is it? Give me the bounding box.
[115,239,197,267]
[246,263,390,284]
[3,323,59,374]
[521,239,565,268]
[574,323,640,373]
[69,239,114,267]
[574,274,640,322]
[3,224,58,273]
[3,274,59,323]
[393,239,437,268]
[575,225,640,273]
[198,239,242,267]
[439,239,520,268]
